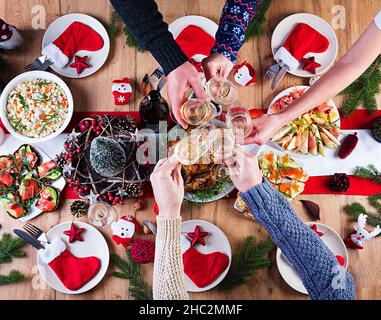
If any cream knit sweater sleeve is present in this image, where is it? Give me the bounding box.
[153,216,189,300]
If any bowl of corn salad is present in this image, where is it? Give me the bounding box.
[0,71,73,143]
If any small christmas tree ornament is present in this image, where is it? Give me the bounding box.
[130,239,155,264]
[0,19,23,50]
[112,77,132,105]
[90,136,127,177]
[329,173,350,192]
[187,225,209,247]
[344,213,381,249]
[111,215,140,248]
[233,61,256,86]
[70,200,89,218]
[301,56,321,74]
[372,117,381,143]
[338,132,358,159]
[69,55,90,75]
[63,223,85,243]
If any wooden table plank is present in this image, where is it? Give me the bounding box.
[0,0,380,300]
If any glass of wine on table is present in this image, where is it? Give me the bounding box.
[225,103,254,139]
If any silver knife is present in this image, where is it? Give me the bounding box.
[157,76,167,92]
[271,67,288,90]
[13,229,45,250]
[143,220,157,235]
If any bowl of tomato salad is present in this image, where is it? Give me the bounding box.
[0,71,73,143]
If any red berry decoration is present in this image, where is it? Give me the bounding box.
[187,225,209,247]
[63,223,85,243]
[79,119,91,132]
[130,239,155,264]
[338,132,358,159]
[329,173,350,192]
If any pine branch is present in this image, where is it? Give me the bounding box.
[220,236,273,290]
[369,193,381,213]
[353,164,381,185]
[245,0,272,41]
[340,55,381,116]
[0,233,26,264]
[344,202,381,233]
[0,270,26,285]
[111,250,153,300]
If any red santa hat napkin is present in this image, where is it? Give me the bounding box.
[274,23,329,72]
[42,21,104,69]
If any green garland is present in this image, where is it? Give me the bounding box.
[220,236,273,290]
[244,0,272,41]
[353,164,381,185]
[108,11,146,52]
[111,250,153,300]
[0,233,27,285]
[339,55,381,116]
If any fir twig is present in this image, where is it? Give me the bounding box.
[353,164,381,185]
[0,270,26,285]
[111,250,153,300]
[245,0,272,40]
[0,233,26,264]
[220,236,273,290]
[344,202,381,234]
[340,56,381,116]
[369,193,381,213]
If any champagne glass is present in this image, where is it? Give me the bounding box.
[88,201,117,227]
[226,103,254,139]
[206,77,237,106]
[180,98,217,126]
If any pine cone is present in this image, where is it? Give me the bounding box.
[70,200,89,218]
[372,117,381,143]
[125,184,142,198]
[329,173,350,192]
[54,152,68,168]
[115,116,137,133]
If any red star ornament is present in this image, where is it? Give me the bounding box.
[64,223,85,243]
[69,55,90,75]
[310,224,324,237]
[301,57,321,74]
[187,225,209,247]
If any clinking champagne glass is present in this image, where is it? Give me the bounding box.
[88,201,117,227]
[226,103,254,140]
[180,98,217,126]
[206,77,237,106]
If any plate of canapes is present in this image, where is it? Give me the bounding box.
[268,86,341,158]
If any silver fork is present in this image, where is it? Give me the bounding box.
[23,222,49,243]
[265,63,280,80]
[146,67,164,84]
[24,56,53,72]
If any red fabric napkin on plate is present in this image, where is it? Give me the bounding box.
[175,25,215,59]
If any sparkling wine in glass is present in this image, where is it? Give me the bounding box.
[226,103,254,139]
[206,77,237,106]
[88,201,117,227]
[181,98,217,126]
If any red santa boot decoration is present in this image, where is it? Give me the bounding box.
[344,214,381,249]
[0,19,23,50]
[112,77,132,105]
[233,61,256,87]
[42,21,104,68]
[111,215,140,248]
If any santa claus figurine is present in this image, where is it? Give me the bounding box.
[233,61,256,87]
[111,215,140,248]
[112,77,132,105]
[344,214,381,249]
[0,19,23,50]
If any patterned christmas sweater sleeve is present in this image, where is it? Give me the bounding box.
[153,216,189,300]
[240,180,356,300]
[211,0,261,64]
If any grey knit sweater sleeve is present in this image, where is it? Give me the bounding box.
[110,0,188,75]
[240,180,356,300]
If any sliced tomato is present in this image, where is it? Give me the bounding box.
[36,198,55,212]
[0,172,13,187]
[8,201,25,218]
[38,160,57,178]
[0,156,21,173]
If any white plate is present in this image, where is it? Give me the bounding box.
[271,13,338,77]
[0,138,66,222]
[182,219,231,292]
[276,222,348,295]
[267,85,340,158]
[168,15,218,63]
[42,13,110,78]
[37,221,109,294]
[0,71,74,143]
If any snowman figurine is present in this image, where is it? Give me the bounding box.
[112,77,132,105]
[111,215,140,248]
[0,19,23,50]
[234,61,256,87]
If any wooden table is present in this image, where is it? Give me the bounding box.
[0,0,380,300]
